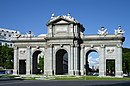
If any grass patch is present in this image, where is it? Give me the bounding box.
[22,77,36,80]
[0,74,19,78]
[1,74,130,80]
[53,76,130,80]
[53,76,83,80]
[0,74,23,80]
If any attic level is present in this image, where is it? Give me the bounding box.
[46,13,85,38]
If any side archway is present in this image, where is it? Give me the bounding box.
[56,49,68,75]
[85,49,99,75]
[32,50,44,74]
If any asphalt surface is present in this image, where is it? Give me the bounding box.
[0,80,130,86]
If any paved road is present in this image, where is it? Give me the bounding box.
[0,80,130,86]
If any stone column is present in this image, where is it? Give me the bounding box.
[13,46,18,75]
[69,44,74,75]
[83,47,87,75]
[80,45,84,75]
[74,44,79,75]
[115,44,123,77]
[49,44,53,75]
[53,46,55,75]
[99,44,106,77]
[26,46,31,75]
[44,44,53,75]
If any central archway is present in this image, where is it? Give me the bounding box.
[56,49,68,75]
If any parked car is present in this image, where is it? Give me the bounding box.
[93,72,99,76]
[0,70,5,74]
[123,74,128,77]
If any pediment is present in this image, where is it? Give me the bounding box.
[55,20,70,24]
[47,15,78,26]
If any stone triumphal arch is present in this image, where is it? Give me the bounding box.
[13,14,125,77]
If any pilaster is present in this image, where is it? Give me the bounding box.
[68,44,74,75]
[115,44,123,77]
[13,46,18,75]
[50,44,54,75]
[74,44,79,75]
[80,45,84,75]
[99,44,106,77]
[44,44,53,75]
[26,46,31,75]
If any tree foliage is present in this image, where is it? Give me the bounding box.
[38,56,44,73]
[0,45,13,69]
[122,48,130,74]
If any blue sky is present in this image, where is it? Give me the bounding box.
[0,0,130,48]
[88,52,99,68]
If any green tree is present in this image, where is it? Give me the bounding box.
[38,56,44,73]
[0,45,13,69]
[122,48,130,74]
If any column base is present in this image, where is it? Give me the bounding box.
[44,70,53,75]
[26,70,31,75]
[80,70,84,75]
[74,70,79,75]
[115,71,123,78]
[68,70,74,75]
[99,71,106,77]
[13,69,18,75]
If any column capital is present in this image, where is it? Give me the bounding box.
[45,45,49,49]
[75,44,79,47]
[50,44,53,47]
[36,46,40,49]
[14,46,18,50]
[70,44,74,47]
[81,45,85,48]
[45,44,53,49]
